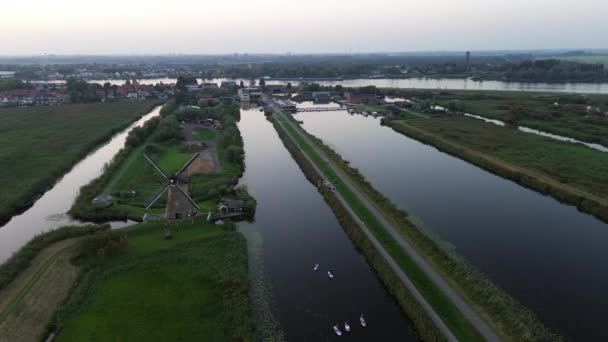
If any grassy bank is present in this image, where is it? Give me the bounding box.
[53,218,252,341]
[0,225,109,293]
[275,113,560,341]
[385,116,608,223]
[385,88,608,146]
[0,101,160,224]
[269,115,443,341]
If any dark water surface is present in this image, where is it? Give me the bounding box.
[237,108,417,341]
[0,107,161,263]
[295,105,608,341]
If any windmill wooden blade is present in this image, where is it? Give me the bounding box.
[175,153,200,177]
[143,153,169,179]
[174,184,201,211]
[146,183,171,209]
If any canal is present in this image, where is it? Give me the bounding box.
[76,78,608,94]
[295,104,608,341]
[0,106,161,263]
[237,107,416,341]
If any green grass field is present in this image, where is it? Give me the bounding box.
[193,127,217,141]
[275,114,483,341]
[56,218,252,341]
[546,55,608,67]
[0,101,158,222]
[389,89,608,147]
[402,116,608,199]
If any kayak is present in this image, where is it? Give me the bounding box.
[314,264,319,271]
[333,325,342,336]
[360,316,367,327]
[344,322,351,332]
[328,271,334,279]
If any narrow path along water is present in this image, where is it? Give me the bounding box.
[0,106,162,263]
[236,107,417,341]
[295,105,608,341]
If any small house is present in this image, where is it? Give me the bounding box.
[344,92,379,105]
[312,91,331,103]
[218,199,246,215]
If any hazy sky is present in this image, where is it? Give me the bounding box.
[2,0,607,55]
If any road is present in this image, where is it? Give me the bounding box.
[273,109,501,342]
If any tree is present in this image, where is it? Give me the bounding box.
[239,80,245,88]
[259,78,266,87]
[103,82,111,99]
[249,79,256,87]
[286,82,292,91]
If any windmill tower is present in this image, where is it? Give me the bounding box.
[144,153,201,220]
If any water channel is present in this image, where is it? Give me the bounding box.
[237,107,416,341]
[295,103,608,340]
[0,106,161,262]
[49,77,608,94]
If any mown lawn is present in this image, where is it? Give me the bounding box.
[194,127,217,141]
[57,218,252,341]
[403,116,608,199]
[0,101,158,222]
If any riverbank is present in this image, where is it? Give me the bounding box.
[0,225,109,341]
[272,111,560,341]
[384,116,608,223]
[0,100,161,225]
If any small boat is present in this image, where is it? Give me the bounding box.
[333,324,342,336]
[344,321,351,332]
[328,270,334,279]
[360,315,367,327]
[313,264,319,271]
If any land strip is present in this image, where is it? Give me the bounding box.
[272,111,498,341]
[0,100,160,224]
[384,116,608,222]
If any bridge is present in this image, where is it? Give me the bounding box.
[295,107,347,112]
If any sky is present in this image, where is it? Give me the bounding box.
[2,0,607,55]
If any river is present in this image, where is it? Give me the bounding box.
[236,107,416,341]
[0,106,162,263]
[48,77,608,94]
[295,104,608,341]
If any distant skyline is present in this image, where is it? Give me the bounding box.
[3,0,607,55]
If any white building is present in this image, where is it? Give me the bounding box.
[238,87,262,102]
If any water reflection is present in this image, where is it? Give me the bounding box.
[237,107,416,341]
[296,105,608,340]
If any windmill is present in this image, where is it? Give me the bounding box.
[144,152,201,221]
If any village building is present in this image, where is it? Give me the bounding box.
[218,199,246,215]
[344,92,380,105]
[238,87,262,101]
[312,91,331,103]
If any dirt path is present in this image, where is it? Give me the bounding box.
[0,239,82,342]
[275,112,501,342]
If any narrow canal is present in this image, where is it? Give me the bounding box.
[295,104,608,341]
[237,107,417,341]
[0,106,161,263]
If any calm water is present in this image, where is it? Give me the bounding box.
[0,106,161,263]
[295,105,608,341]
[237,107,416,341]
[78,78,608,94]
